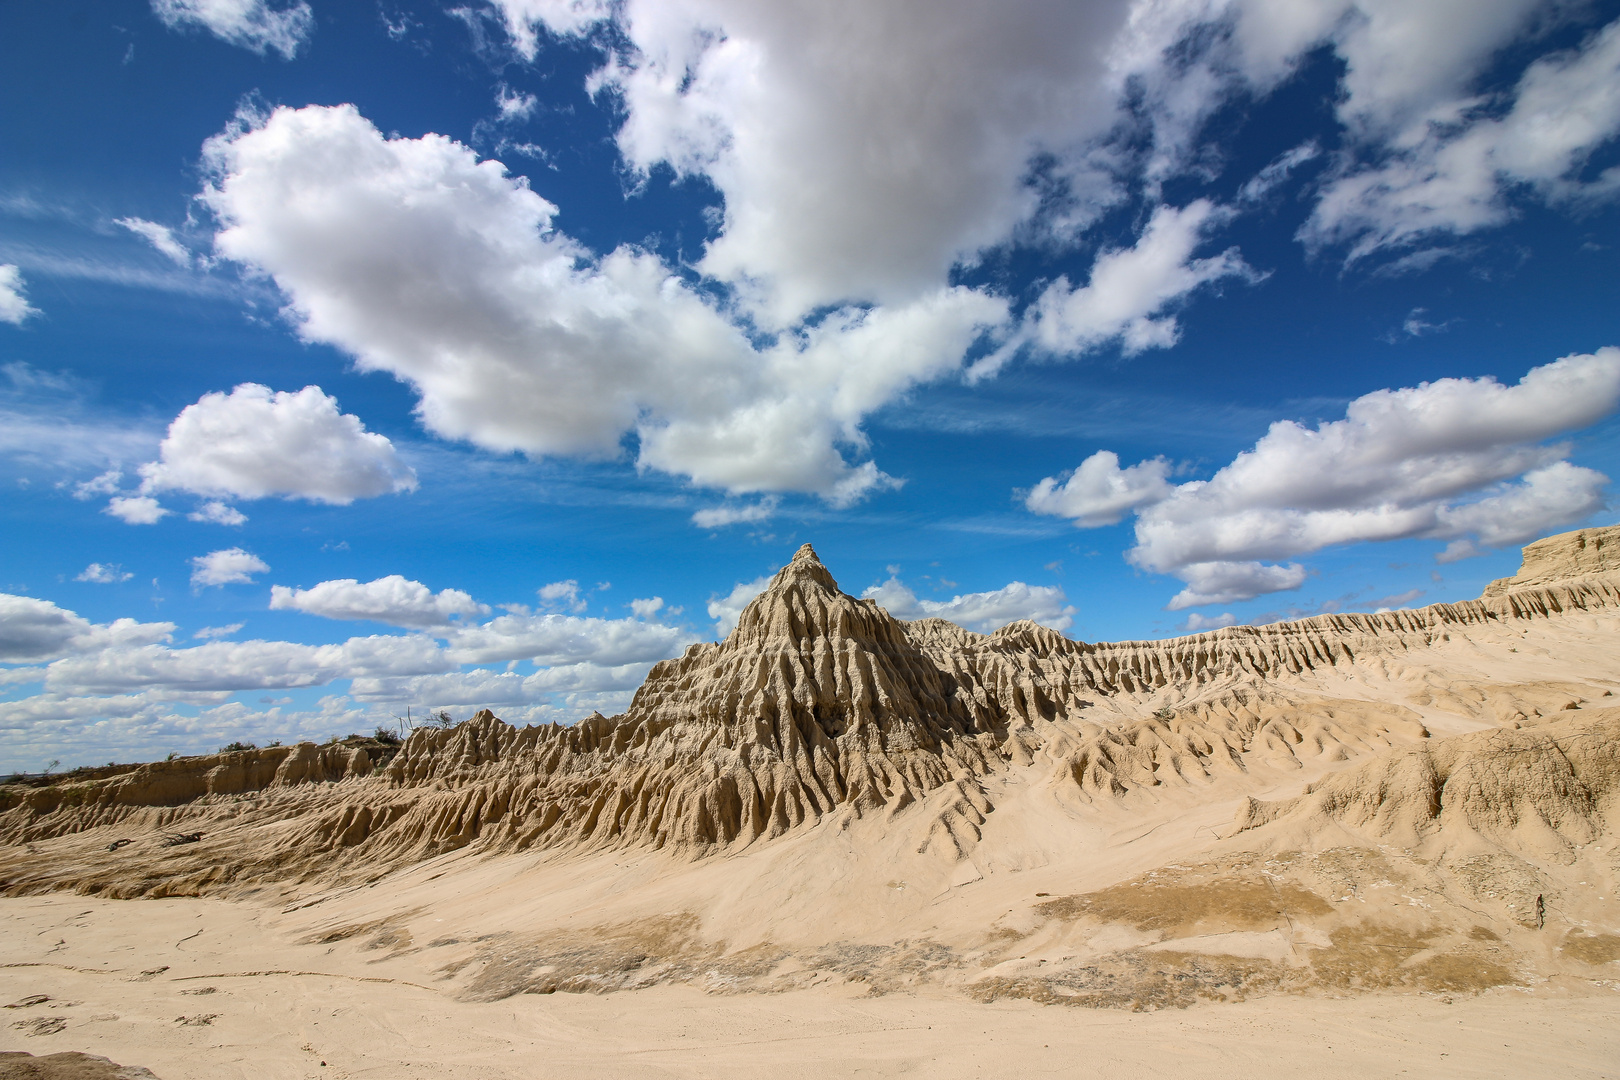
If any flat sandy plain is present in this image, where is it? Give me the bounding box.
[2,891,1616,1079]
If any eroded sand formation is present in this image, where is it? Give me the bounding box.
[3,526,1620,1025]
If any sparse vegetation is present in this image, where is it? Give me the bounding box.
[219,741,257,753]
[373,726,402,746]
[1,760,145,789]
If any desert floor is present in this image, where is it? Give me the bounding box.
[2,893,1616,1080]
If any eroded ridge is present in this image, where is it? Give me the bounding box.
[1234,707,1620,864]
[3,534,1620,900]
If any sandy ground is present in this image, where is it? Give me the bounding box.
[2,894,1617,1080]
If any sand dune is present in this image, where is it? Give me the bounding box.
[3,527,1620,1076]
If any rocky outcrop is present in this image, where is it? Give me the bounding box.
[0,743,370,829]
[359,545,1008,861]
[0,1050,162,1079]
[1484,523,1620,596]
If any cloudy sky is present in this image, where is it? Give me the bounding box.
[3,0,1619,770]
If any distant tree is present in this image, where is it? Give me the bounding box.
[428,710,456,728]
[219,741,257,753]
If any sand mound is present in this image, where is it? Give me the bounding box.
[1233,707,1620,857]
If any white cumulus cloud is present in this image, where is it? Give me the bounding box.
[270,576,489,629]
[201,104,1001,504]
[150,0,314,59]
[1030,348,1620,607]
[185,9,1614,517]
[629,596,664,618]
[510,0,1135,326]
[27,605,690,699]
[76,563,133,584]
[1019,201,1261,364]
[104,495,169,525]
[1162,561,1309,612]
[138,383,417,505]
[0,593,174,664]
[862,576,1075,633]
[0,593,695,764]
[444,612,690,667]
[348,662,652,710]
[0,265,40,325]
[188,500,247,525]
[1024,450,1174,528]
[40,634,443,696]
[537,580,587,613]
[190,547,269,588]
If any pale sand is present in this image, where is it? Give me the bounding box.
[0,893,1613,1080]
[2,893,1616,1080]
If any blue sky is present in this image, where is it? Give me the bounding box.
[2,0,1619,770]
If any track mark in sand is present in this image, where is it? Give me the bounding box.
[1110,821,1170,845]
[174,970,437,991]
[4,995,50,1008]
[0,962,127,976]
